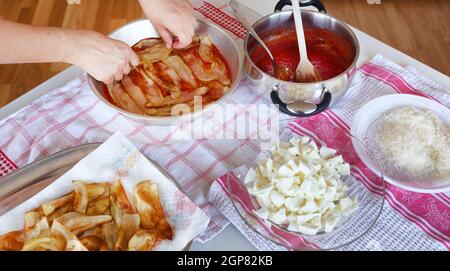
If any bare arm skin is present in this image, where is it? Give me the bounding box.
[0,0,197,83]
[0,20,139,84]
[138,0,198,48]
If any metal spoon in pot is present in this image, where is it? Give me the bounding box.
[229,0,318,115]
[291,0,322,83]
[229,0,290,80]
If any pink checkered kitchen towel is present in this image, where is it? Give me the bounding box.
[208,52,450,250]
[0,0,449,250]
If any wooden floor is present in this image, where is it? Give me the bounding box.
[0,0,449,107]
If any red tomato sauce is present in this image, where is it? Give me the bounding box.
[250,27,354,82]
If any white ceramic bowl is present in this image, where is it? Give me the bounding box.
[87,18,243,126]
[351,94,450,193]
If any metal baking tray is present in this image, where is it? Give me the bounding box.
[0,143,101,215]
[0,143,192,250]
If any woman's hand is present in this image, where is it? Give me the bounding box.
[66,30,139,84]
[138,0,198,49]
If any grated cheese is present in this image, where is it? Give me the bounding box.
[374,106,450,181]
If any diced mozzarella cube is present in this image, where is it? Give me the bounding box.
[308,140,319,152]
[296,223,320,235]
[323,187,337,202]
[328,155,344,167]
[296,213,321,225]
[285,197,301,212]
[269,207,288,225]
[259,164,267,178]
[287,159,299,173]
[326,177,339,188]
[338,163,351,176]
[247,136,358,235]
[306,162,321,174]
[279,142,290,150]
[319,146,337,159]
[244,168,256,184]
[287,221,300,232]
[288,146,300,156]
[318,199,335,212]
[277,163,295,177]
[276,178,294,193]
[256,195,271,208]
[320,167,335,180]
[270,190,285,208]
[251,183,273,197]
[324,215,341,233]
[300,199,319,213]
[266,159,273,179]
[300,136,310,145]
[254,208,270,220]
[297,162,311,176]
[338,197,353,211]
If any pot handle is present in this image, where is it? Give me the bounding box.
[274,0,327,13]
[270,88,332,117]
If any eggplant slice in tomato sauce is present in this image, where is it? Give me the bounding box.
[105,35,231,117]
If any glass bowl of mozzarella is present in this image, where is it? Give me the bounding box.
[226,120,386,250]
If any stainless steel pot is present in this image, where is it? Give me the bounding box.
[243,0,360,117]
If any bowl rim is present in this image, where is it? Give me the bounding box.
[243,9,360,86]
[87,17,244,124]
[226,121,386,250]
[351,94,450,193]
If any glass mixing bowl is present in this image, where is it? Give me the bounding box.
[226,119,386,250]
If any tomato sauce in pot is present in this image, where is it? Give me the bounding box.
[249,27,354,82]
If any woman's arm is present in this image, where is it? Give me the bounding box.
[138,0,198,48]
[0,20,139,84]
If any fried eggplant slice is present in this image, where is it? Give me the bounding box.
[140,62,180,95]
[86,182,110,202]
[0,231,24,251]
[108,82,145,115]
[40,193,74,216]
[136,39,172,63]
[115,214,141,251]
[78,225,103,240]
[101,222,119,251]
[66,240,89,251]
[146,87,208,108]
[128,230,157,251]
[133,38,162,51]
[205,80,230,100]
[198,35,231,85]
[162,55,198,90]
[21,236,58,251]
[73,181,89,214]
[122,74,159,115]
[80,236,103,251]
[22,228,60,251]
[47,202,73,222]
[87,196,110,216]
[51,221,87,251]
[54,211,83,224]
[178,49,223,85]
[24,210,41,232]
[25,217,49,241]
[55,212,112,236]
[110,180,135,227]
[134,69,165,106]
[134,180,172,240]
